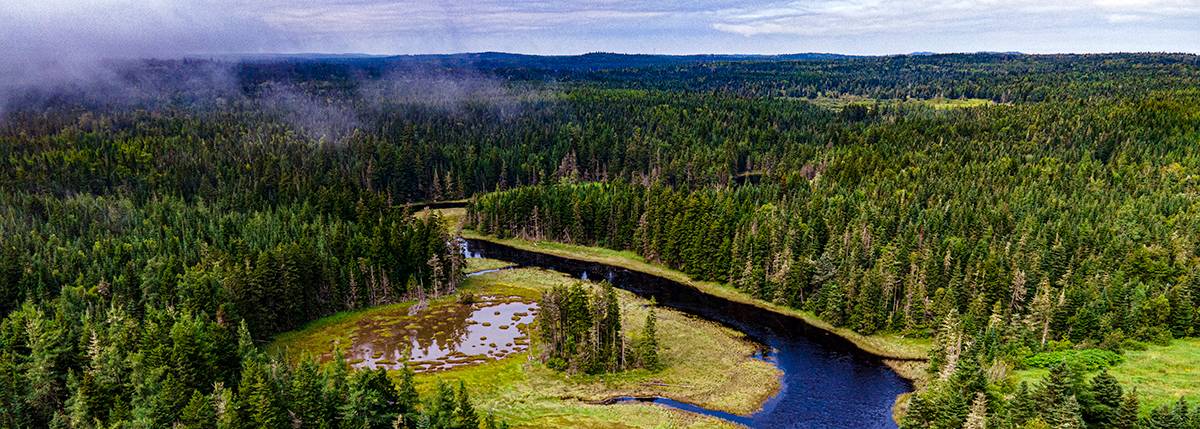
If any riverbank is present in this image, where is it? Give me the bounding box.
[460,230,932,366]
[270,266,780,428]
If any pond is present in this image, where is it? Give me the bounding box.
[344,295,538,373]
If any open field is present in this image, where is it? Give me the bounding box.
[459,230,932,364]
[1011,339,1200,411]
[271,265,780,428]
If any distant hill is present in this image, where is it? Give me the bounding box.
[227,51,856,71]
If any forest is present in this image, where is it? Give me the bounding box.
[2,52,1199,428]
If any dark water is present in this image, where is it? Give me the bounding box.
[464,238,913,429]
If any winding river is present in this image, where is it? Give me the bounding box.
[464,238,914,429]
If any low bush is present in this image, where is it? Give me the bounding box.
[1023,348,1124,372]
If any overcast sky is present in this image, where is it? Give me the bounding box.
[1,0,1198,58]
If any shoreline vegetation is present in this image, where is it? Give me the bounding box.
[271,264,781,428]
[459,229,933,367]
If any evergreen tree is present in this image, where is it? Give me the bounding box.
[1114,390,1140,429]
[454,381,479,429]
[1084,369,1123,427]
[178,390,216,429]
[963,392,987,429]
[640,300,660,370]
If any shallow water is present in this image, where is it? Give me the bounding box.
[465,238,913,429]
[345,296,538,373]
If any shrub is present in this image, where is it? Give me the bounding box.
[1023,349,1124,372]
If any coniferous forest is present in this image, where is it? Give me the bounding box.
[2,52,1200,428]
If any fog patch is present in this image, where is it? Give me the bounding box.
[256,82,362,145]
[357,69,538,121]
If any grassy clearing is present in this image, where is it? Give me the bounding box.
[273,266,778,428]
[419,207,467,231]
[461,231,932,363]
[466,257,516,273]
[1012,339,1200,411]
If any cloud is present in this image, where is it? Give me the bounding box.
[709,0,1200,37]
[0,0,1196,71]
[1105,13,1154,23]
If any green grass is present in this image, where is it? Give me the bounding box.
[417,207,467,232]
[466,257,516,273]
[272,266,779,428]
[1110,339,1200,409]
[461,231,932,363]
[1011,339,1200,411]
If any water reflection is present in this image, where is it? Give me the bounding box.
[345,296,538,373]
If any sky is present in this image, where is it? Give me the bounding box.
[1,0,1198,60]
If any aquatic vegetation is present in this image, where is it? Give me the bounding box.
[348,297,539,372]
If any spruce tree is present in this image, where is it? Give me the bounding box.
[454,381,479,429]
[640,300,660,370]
[963,392,987,429]
[1009,382,1037,426]
[1084,369,1123,427]
[178,390,216,429]
[1114,389,1140,429]
[290,356,327,429]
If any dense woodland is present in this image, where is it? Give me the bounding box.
[2,52,1199,428]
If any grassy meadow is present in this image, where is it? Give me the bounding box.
[1011,339,1200,412]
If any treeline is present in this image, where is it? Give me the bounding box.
[537,282,659,374]
[0,194,469,427]
[0,86,837,205]
[582,53,1200,103]
[9,55,1200,208]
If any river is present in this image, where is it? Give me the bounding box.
[464,238,914,429]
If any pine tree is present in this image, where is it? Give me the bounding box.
[900,392,934,429]
[341,368,402,429]
[964,392,988,429]
[1046,395,1085,429]
[290,356,327,429]
[178,390,216,429]
[236,320,256,362]
[395,364,420,418]
[640,300,660,370]
[1084,369,1123,427]
[1144,402,1182,429]
[238,360,284,429]
[1009,382,1036,426]
[1114,389,1140,429]
[422,381,457,428]
[454,381,479,429]
[1028,277,1055,347]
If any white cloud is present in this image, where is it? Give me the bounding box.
[0,0,1195,60]
[709,0,1200,36]
[1105,13,1153,23]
